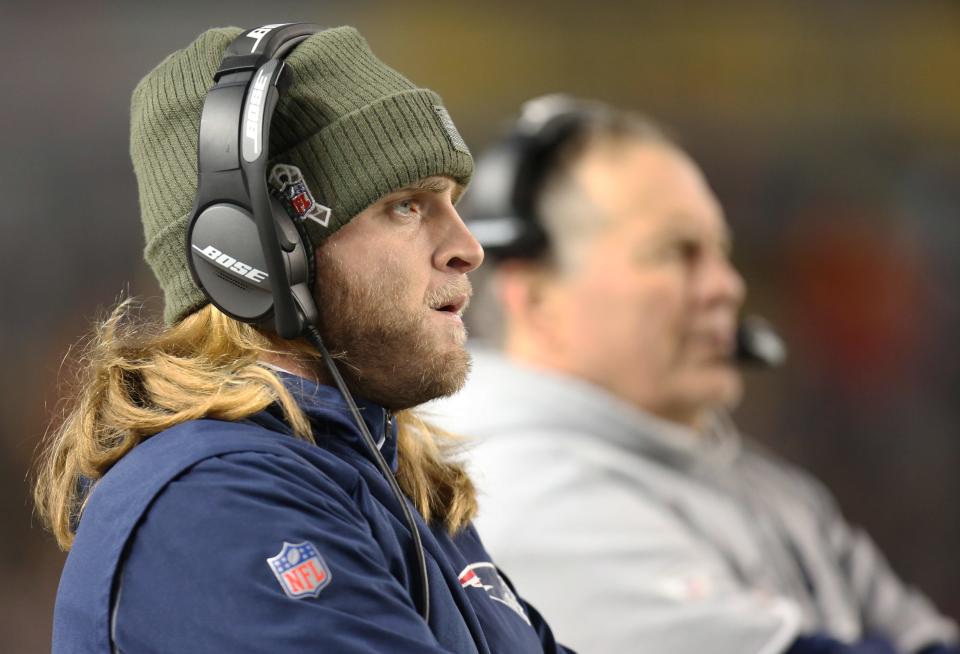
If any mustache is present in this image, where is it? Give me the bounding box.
[425,277,473,311]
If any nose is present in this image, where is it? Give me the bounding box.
[434,205,485,275]
[699,251,746,309]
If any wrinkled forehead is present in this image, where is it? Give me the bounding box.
[576,140,728,236]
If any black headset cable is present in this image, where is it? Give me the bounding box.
[303,324,431,623]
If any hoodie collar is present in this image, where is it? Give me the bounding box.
[266,369,398,470]
[442,348,741,472]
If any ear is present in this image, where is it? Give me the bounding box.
[496,261,569,352]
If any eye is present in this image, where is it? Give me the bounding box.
[390,198,422,219]
[647,238,701,264]
[675,239,701,262]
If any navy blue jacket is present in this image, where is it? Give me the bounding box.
[53,374,572,653]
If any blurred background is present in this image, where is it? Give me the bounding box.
[2,1,958,650]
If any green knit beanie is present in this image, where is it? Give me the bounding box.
[131,26,474,324]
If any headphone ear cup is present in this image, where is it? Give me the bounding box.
[188,203,277,322]
[464,106,586,260]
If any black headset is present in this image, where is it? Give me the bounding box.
[461,94,598,260]
[187,23,320,339]
[463,94,787,368]
[185,23,431,620]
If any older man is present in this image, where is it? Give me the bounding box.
[432,96,958,654]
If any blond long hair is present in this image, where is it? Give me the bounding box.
[34,302,477,549]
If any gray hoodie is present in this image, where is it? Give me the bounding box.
[427,349,957,654]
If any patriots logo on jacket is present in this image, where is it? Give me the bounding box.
[459,562,531,625]
[267,541,331,599]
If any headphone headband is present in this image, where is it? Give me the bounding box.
[198,25,322,176]
[215,23,323,81]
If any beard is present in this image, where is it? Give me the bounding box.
[311,254,473,411]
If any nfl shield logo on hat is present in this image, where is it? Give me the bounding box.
[268,163,332,228]
[267,541,332,599]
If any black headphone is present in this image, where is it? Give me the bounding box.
[185,23,431,620]
[187,23,321,340]
[464,94,787,368]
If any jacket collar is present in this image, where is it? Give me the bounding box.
[263,369,398,470]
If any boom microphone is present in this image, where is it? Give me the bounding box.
[735,315,787,368]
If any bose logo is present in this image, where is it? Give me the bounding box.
[245,23,288,53]
[243,68,270,158]
[193,244,269,283]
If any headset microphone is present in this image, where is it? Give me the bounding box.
[735,315,787,368]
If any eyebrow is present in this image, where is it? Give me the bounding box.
[658,216,734,250]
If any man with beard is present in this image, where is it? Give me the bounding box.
[432,96,958,654]
[36,27,571,654]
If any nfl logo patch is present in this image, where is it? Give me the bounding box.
[289,186,312,216]
[268,163,332,229]
[267,541,332,599]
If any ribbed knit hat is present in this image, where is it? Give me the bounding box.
[131,26,474,324]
